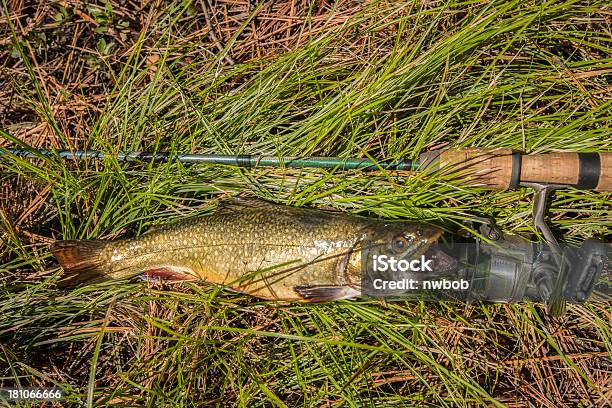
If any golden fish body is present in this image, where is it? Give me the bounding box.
[52,199,443,301]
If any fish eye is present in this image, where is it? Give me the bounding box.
[392,235,411,253]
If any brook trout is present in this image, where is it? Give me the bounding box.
[52,198,448,301]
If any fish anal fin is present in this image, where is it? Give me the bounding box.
[143,266,196,282]
[293,285,360,302]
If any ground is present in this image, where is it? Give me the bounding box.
[1,0,611,406]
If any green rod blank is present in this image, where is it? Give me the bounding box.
[1,148,418,171]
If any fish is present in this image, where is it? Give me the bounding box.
[51,198,450,301]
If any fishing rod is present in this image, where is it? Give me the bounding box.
[3,147,610,191]
[2,146,611,313]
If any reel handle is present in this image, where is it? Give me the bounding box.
[420,148,612,191]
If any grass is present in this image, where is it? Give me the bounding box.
[1,0,611,406]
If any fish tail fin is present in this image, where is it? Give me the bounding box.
[51,240,109,286]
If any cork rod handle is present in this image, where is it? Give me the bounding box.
[419,148,612,191]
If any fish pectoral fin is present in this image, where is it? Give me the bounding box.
[143,266,197,282]
[293,285,360,302]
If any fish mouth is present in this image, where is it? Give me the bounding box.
[422,245,458,276]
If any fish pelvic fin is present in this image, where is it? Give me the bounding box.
[142,267,197,282]
[293,285,360,302]
[51,240,109,286]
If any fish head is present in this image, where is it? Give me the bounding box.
[356,222,457,284]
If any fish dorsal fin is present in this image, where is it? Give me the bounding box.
[142,223,165,235]
[215,196,346,216]
[213,196,357,230]
[214,196,309,217]
[215,196,281,212]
